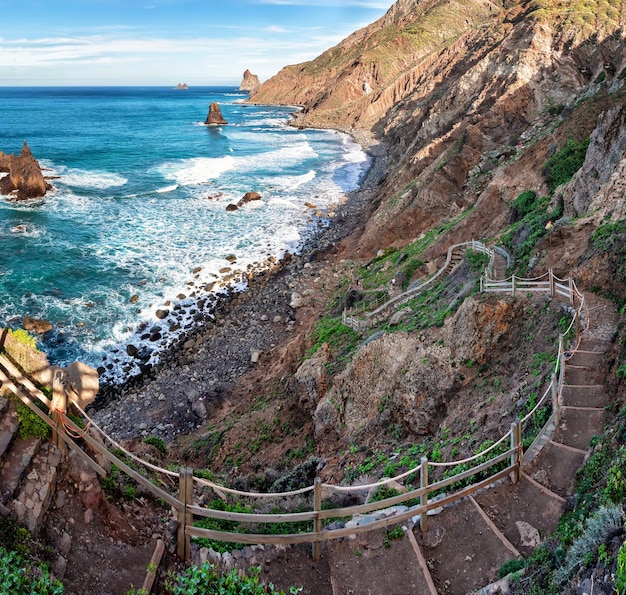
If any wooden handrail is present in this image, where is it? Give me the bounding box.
[0,250,588,560]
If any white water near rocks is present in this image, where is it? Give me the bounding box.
[0,87,369,383]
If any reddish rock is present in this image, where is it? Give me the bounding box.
[205,103,228,125]
[22,316,53,334]
[237,191,262,207]
[0,141,49,200]
[239,69,261,93]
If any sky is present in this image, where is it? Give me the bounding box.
[0,0,396,86]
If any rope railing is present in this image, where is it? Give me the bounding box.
[0,257,588,562]
[343,240,502,331]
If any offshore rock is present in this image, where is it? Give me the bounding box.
[205,102,228,126]
[22,316,53,334]
[237,191,261,207]
[239,69,261,93]
[0,141,49,200]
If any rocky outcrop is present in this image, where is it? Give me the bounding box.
[0,141,49,200]
[249,1,626,258]
[205,103,227,125]
[563,101,626,221]
[239,69,260,93]
[174,83,189,90]
[22,316,53,335]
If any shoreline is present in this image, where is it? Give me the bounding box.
[92,127,388,442]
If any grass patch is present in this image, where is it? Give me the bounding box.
[165,563,301,595]
[543,137,590,192]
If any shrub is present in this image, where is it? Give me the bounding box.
[553,506,624,585]
[617,540,626,594]
[166,563,302,595]
[0,546,63,594]
[7,328,38,351]
[499,558,525,578]
[15,402,51,441]
[543,137,590,192]
[510,190,538,221]
[143,435,167,456]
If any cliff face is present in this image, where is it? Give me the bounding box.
[251,0,626,257]
[217,0,626,483]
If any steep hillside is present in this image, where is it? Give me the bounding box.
[4,1,626,593]
[252,0,625,257]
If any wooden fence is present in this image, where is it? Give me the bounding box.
[0,264,587,563]
[342,240,501,331]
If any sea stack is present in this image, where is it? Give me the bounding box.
[239,69,261,93]
[0,141,49,200]
[205,102,228,125]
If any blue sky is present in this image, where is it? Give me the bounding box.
[0,0,395,86]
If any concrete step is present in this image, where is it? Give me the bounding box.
[330,527,433,595]
[475,475,564,557]
[417,498,513,594]
[564,365,609,386]
[576,339,613,354]
[524,441,584,499]
[552,407,607,451]
[565,350,608,368]
[561,384,610,409]
[0,402,20,461]
[0,436,42,504]
[11,443,62,536]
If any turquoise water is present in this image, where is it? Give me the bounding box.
[0,87,368,381]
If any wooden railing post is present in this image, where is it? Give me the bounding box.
[512,275,516,298]
[510,422,521,484]
[51,369,67,455]
[312,476,322,562]
[549,269,555,297]
[420,457,429,533]
[568,277,574,306]
[551,372,560,425]
[177,467,193,561]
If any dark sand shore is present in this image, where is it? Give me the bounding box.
[91,130,388,443]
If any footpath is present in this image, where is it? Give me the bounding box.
[259,293,619,594]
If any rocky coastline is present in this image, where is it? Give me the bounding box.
[91,129,388,443]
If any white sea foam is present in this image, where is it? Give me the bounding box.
[8,223,45,238]
[158,155,236,185]
[156,184,178,194]
[62,169,128,189]
[260,170,317,191]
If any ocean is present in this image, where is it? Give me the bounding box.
[0,86,369,383]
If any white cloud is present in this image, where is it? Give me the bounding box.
[265,25,288,33]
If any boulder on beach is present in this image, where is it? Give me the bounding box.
[205,103,227,126]
[0,141,49,200]
[65,361,99,409]
[225,203,238,211]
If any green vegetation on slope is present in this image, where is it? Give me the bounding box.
[511,403,626,594]
[163,563,301,595]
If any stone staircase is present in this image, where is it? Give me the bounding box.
[413,294,619,593]
[0,396,62,535]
